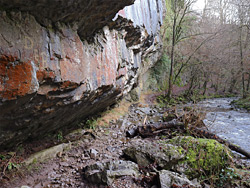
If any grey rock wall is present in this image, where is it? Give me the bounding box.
[0,0,165,149]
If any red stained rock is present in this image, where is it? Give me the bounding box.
[0,0,164,149]
[0,56,33,100]
[60,81,79,89]
[36,70,56,83]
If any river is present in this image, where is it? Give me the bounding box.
[196,98,250,153]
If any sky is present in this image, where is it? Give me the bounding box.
[193,0,205,11]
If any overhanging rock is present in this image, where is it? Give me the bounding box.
[0,0,165,149]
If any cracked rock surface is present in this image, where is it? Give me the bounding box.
[0,0,135,39]
[0,0,165,149]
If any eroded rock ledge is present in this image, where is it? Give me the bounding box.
[0,0,135,39]
[0,0,165,149]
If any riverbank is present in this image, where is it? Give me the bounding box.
[231,97,250,111]
[1,97,250,187]
[195,98,250,153]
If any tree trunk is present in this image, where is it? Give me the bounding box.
[167,0,177,99]
[239,25,246,98]
[247,73,250,92]
[203,80,208,96]
[187,74,195,96]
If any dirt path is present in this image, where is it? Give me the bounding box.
[1,98,250,188]
[0,101,156,188]
[1,123,134,187]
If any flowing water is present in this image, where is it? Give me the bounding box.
[196,98,250,153]
[127,98,250,153]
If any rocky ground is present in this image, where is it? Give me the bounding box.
[0,100,250,188]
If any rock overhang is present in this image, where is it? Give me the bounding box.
[0,0,136,39]
[0,0,165,149]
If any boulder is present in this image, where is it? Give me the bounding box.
[123,136,231,180]
[24,143,71,165]
[159,170,201,188]
[130,87,141,102]
[165,136,231,179]
[83,160,140,185]
[123,139,185,169]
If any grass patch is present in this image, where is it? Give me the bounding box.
[83,99,132,129]
[231,97,250,111]
[157,94,189,107]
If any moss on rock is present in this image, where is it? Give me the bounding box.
[162,136,231,179]
[123,139,186,169]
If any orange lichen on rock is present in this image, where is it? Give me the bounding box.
[0,55,33,100]
[60,81,78,89]
[36,70,56,83]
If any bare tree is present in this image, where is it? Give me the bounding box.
[167,0,197,98]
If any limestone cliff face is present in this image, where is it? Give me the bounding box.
[0,0,164,149]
